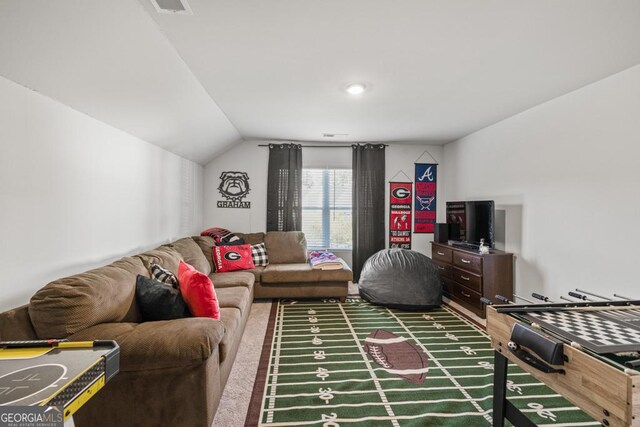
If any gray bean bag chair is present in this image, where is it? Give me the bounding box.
[358,248,442,310]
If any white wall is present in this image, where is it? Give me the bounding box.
[443,64,640,302]
[203,141,445,266]
[0,76,204,311]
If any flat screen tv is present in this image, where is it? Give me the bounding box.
[446,200,495,248]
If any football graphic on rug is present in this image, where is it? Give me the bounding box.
[364,329,429,384]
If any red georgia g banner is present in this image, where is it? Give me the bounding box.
[389,182,412,249]
[414,163,437,233]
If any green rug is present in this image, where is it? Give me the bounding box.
[246,298,598,426]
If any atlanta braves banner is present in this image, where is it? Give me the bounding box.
[389,182,412,249]
[414,163,437,233]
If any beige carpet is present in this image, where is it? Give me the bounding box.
[213,300,272,427]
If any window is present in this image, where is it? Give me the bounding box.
[302,168,352,249]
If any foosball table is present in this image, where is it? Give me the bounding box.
[486,290,640,427]
[0,340,119,422]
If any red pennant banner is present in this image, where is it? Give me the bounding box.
[389,182,412,249]
[414,163,437,233]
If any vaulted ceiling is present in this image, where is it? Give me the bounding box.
[1,0,639,164]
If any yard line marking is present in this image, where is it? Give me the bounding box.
[435,355,494,361]
[276,383,544,400]
[537,423,601,426]
[268,394,497,411]
[260,301,285,424]
[277,352,361,358]
[427,348,493,353]
[337,303,399,427]
[385,307,493,424]
[259,410,493,426]
[268,368,529,385]
[280,321,405,327]
[278,336,500,345]
[272,371,535,387]
[280,324,478,334]
[270,382,546,398]
[268,363,524,376]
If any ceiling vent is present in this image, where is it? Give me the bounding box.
[150,0,193,15]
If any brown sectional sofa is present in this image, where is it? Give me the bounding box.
[0,231,352,427]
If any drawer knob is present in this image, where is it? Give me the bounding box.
[461,291,471,298]
[460,275,470,281]
[437,251,445,256]
[461,258,471,264]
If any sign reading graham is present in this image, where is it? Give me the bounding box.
[217,171,251,208]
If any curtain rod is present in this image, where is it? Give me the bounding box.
[258,144,389,148]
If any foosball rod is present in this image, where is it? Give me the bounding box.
[495,295,514,304]
[532,292,554,303]
[575,289,612,301]
[568,291,637,320]
[575,290,640,316]
[612,294,640,316]
[513,294,535,304]
[559,295,581,303]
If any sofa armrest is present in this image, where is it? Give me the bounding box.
[68,318,225,372]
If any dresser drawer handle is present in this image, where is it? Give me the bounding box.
[460,275,470,281]
[461,258,471,264]
[461,291,471,298]
[437,251,445,256]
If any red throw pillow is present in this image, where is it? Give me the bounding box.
[178,261,220,319]
[212,244,255,272]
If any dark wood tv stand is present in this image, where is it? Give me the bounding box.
[431,242,514,319]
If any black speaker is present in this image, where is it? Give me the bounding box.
[433,223,448,243]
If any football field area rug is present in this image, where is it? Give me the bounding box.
[245,298,598,427]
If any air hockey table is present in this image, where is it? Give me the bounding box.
[0,340,119,421]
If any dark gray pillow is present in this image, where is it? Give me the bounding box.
[135,275,191,322]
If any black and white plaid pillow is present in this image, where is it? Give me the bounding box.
[150,263,179,289]
[251,243,269,267]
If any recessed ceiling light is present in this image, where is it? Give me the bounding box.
[345,83,366,95]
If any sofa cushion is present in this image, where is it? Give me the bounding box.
[0,305,38,341]
[243,266,264,283]
[179,261,220,320]
[216,286,251,316]
[67,318,224,371]
[251,243,269,267]
[261,263,353,284]
[136,246,182,276]
[235,232,265,245]
[212,244,255,273]
[192,235,216,272]
[208,271,255,289]
[150,263,179,288]
[29,257,147,339]
[264,231,307,264]
[135,275,191,322]
[170,237,212,275]
[218,307,241,364]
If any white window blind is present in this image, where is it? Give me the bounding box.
[302,168,352,249]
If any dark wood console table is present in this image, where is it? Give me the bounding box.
[431,242,514,318]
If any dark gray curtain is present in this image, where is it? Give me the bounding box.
[352,144,386,282]
[267,143,303,231]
